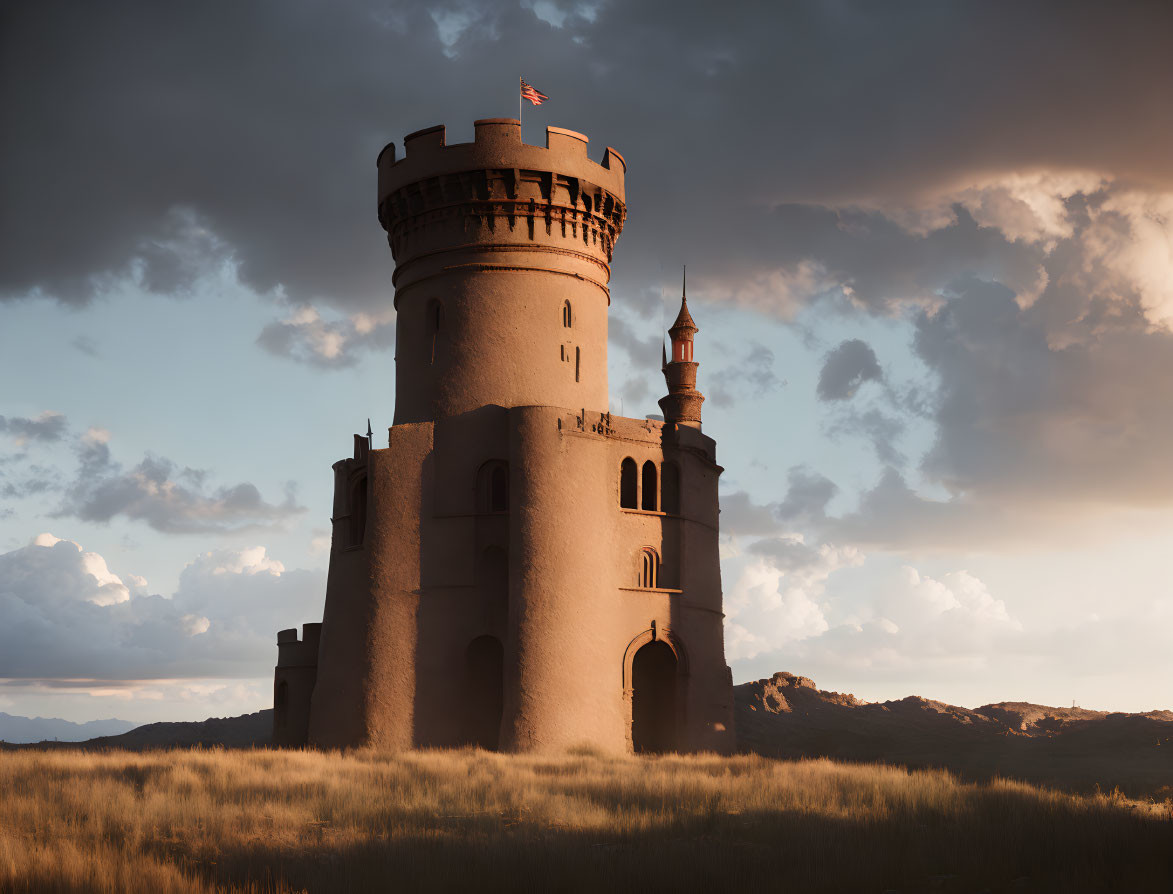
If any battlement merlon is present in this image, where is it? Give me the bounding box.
[376,118,626,208]
[276,622,322,668]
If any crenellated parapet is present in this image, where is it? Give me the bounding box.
[377,118,627,424]
[376,119,626,298]
[276,623,321,669]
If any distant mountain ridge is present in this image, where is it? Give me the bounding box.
[6,675,1171,800]
[0,710,273,751]
[0,712,138,744]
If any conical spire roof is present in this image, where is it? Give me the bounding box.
[668,267,698,337]
[669,296,697,336]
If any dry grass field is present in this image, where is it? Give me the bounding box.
[1,748,1170,893]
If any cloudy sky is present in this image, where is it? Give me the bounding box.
[2,0,1172,723]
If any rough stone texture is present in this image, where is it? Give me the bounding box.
[276,119,735,753]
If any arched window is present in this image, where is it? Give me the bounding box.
[638,547,659,589]
[641,461,658,511]
[562,300,572,328]
[465,635,504,750]
[620,458,638,508]
[350,476,367,546]
[661,461,680,515]
[477,461,509,514]
[427,299,444,364]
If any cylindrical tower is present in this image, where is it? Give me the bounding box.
[377,119,627,424]
[659,286,704,429]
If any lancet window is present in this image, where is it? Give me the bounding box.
[641,461,658,511]
[477,460,509,514]
[620,458,638,508]
[638,547,660,589]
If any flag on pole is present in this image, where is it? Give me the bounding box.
[520,78,548,106]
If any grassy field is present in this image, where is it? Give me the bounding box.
[1,748,1170,893]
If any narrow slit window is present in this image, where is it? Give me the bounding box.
[575,347,580,382]
[563,300,573,328]
[429,300,444,365]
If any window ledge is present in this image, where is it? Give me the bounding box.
[620,508,680,517]
[619,586,683,594]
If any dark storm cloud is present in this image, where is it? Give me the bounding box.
[707,341,780,407]
[3,0,1172,310]
[6,0,1173,537]
[827,408,907,467]
[720,467,838,537]
[56,433,303,534]
[607,316,662,370]
[914,275,1173,505]
[718,490,782,537]
[816,339,882,401]
[0,412,67,442]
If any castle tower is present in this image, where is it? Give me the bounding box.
[274,119,735,754]
[659,272,705,429]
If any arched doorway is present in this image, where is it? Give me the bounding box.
[465,635,504,750]
[631,640,678,753]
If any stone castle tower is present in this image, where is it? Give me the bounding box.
[273,118,735,753]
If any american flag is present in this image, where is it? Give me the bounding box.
[520,78,548,106]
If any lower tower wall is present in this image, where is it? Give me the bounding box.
[308,423,433,748]
[297,406,735,753]
[504,406,627,751]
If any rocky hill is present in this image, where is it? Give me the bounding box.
[735,672,1173,799]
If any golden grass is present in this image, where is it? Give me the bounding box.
[1,748,1170,893]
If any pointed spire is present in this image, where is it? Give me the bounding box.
[661,339,668,372]
[366,418,373,448]
[659,264,704,428]
[669,268,697,337]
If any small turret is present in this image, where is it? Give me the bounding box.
[658,269,705,429]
